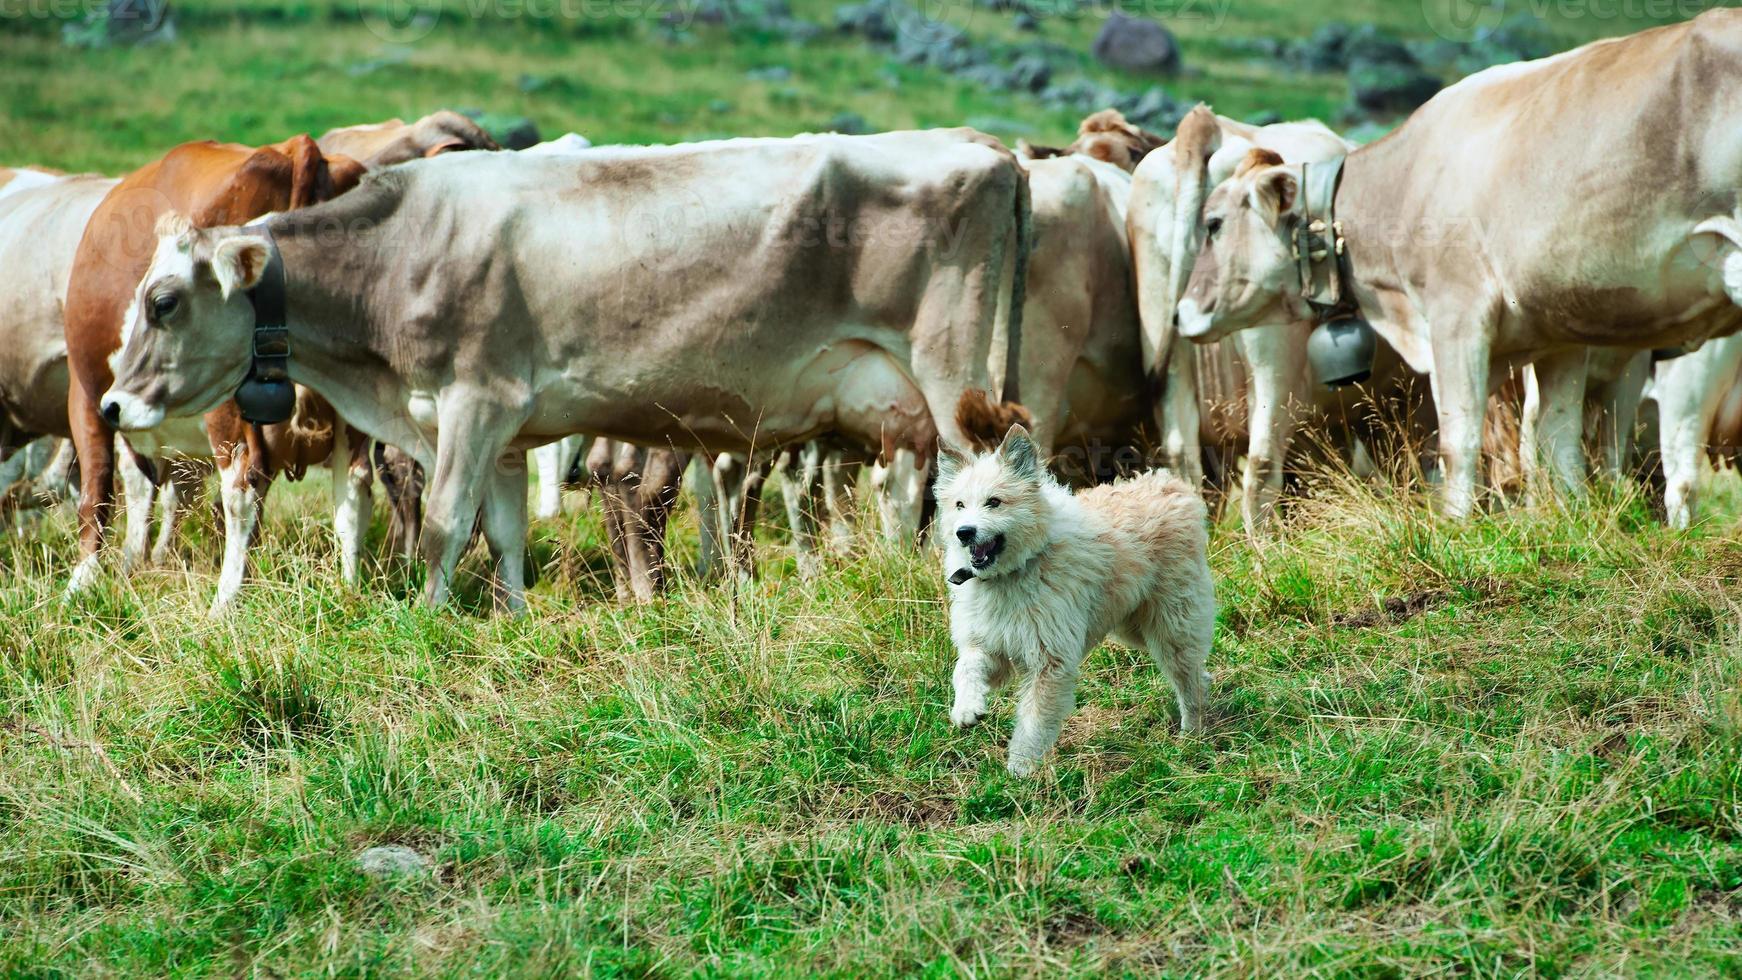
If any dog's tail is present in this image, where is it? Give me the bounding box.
[955,389,1034,452]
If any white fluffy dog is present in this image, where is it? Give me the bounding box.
[938,424,1216,776]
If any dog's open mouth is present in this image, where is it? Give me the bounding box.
[969,534,1005,570]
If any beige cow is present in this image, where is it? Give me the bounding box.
[1179,12,1742,517]
[100,131,1031,609]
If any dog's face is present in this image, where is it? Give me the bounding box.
[936,424,1050,585]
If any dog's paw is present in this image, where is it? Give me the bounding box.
[950,702,986,728]
[1006,754,1041,778]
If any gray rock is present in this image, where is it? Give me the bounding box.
[746,64,793,81]
[460,111,542,150]
[1010,53,1052,93]
[1091,12,1180,74]
[825,111,872,135]
[357,845,431,878]
[1348,57,1441,114]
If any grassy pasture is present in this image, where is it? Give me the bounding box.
[5,0,1742,973]
[1,468,1740,975]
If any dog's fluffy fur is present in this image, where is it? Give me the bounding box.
[938,424,1215,776]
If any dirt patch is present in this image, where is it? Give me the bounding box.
[1332,578,1498,629]
[852,791,958,828]
[1042,907,1108,948]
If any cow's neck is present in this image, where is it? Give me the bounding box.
[1321,138,1434,373]
[263,186,406,435]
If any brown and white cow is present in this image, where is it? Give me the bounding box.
[62,117,496,611]
[1177,12,1742,517]
[100,130,1031,610]
[62,136,371,611]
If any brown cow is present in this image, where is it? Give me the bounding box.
[63,136,370,612]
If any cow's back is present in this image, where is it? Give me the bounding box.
[370,131,1023,440]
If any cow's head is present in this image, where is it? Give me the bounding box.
[100,215,271,430]
[1176,148,1309,343]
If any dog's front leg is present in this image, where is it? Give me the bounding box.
[1006,651,1080,777]
[951,645,1010,728]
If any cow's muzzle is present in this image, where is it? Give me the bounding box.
[98,389,165,432]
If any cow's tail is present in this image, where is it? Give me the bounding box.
[999,159,1031,407]
[1156,104,1222,377]
[955,390,1035,453]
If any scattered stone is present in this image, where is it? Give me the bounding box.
[356,845,431,879]
[1348,57,1442,115]
[834,0,895,42]
[1091,12,1180,74]
[745,64,792,82]
[460,110,542,150]
[1010,53,1052,93]
[825,111,872,135]
[1014,11,1037,32]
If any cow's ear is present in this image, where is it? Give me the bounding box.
[211,235,272,299]
[997,423,1039,483]
[325,154,368,197]
[936,439,969,484]
[281,134,336,208]
[1249,165,1299,219]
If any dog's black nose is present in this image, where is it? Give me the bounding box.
[955,525,977,544]
[101,399,121,426]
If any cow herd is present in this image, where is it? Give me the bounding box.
[3,12,1742,616]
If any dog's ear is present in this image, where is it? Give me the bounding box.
[936,439,969,485]
[997,424,1039,483]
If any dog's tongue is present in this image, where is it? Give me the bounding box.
[948,568,975,585]
[971,540,997,562]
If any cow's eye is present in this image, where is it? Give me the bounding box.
[1205,217,1223,238]
[152,293,179,321]
[986,497,1002,509]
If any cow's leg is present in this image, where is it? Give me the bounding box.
[40,439,77,504]
[633,449,685,598]
[705,452,761,582]
[1427,329,1492,519]
[210,449,268,616]
[421,398,522,608]
[149,457,203,567]
[1525,349,1590,503]
[821,448,858,556]
[67,377,116,595]
[1157,335,1205,487]
[871,449,929,542]
[1655,340,1742,529]
[1591,352,1649,480]
[331,425,373,585]
[1235,325,1307,535]
[479,448,529,614]
[587,439,637,602]
[691,454,725,579]
[731,458,769,579]
[533,435,587,521]
[779,442,827,579]
[118,439,159,574]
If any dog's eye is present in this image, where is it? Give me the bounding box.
[986,498,1002,509]
[954,500,964,510]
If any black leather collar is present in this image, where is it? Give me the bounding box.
[234,224,295,424]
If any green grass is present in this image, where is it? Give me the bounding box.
[1,468,1739,975]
